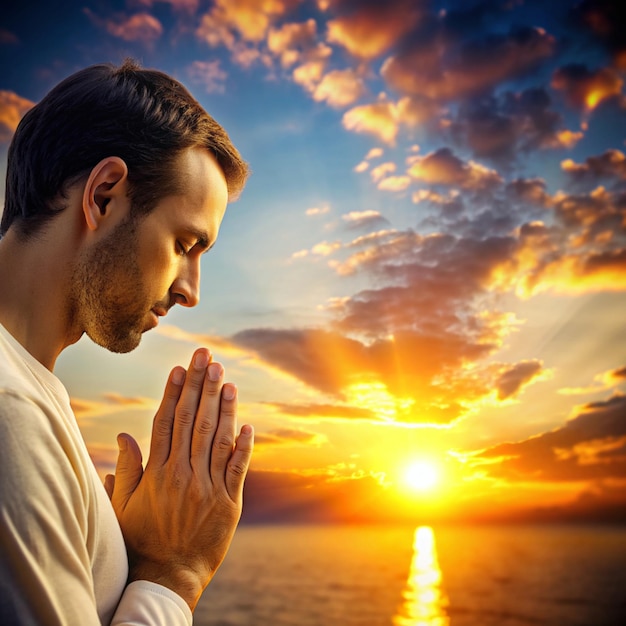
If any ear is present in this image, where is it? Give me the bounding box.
[82,157,129,231]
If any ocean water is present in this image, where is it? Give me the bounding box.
[196,524,626,626]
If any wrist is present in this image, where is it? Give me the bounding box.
[128,560,206,612]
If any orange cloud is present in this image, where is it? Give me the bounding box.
[560,365,626,396]
[506,181,626,297]
[292,48,332,91]
[86,10,163,43]
[71,394,155,420]
[196,0,299,68]
[377,176,411,192]
[545,129,584,150]
[326,0,421,59]
[561,149,626,181]
[407,148,502,190]
[208,0,297,42]
[342,100,398,145]
[267,19,318,67]
[369,162,395,183]
[475,393,626,483]
[0,91,34,143]
[312,68,366,108]
[552,63,624,111]
[396,95,442,127]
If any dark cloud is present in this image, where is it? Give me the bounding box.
[325,0,424,59]
[570,0,626,68]
[231,230,525,423]
[562,149,626,183]
[449,88,577,164]
[506,178,553,207]
[232,327,368,396]
[477,393,626,482]
[552,185,626,248]
[382,24,554,103]
[495,359,544,400]
[611,366,626,380]
[552,63,624,110]
[254,428,323,446]
[241,469,393,524]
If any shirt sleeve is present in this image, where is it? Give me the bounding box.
[113,581,192,625]
[0,391,192,626]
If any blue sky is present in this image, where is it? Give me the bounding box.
[1,0,626,523]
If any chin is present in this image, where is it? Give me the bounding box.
[88,328,143,354]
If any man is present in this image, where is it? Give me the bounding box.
[0,60,254,624]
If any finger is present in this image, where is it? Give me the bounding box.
[226,424,254,502]
[111,434,144,514]
[104,474,115,500]
[147,366,185,469]
[210,383,237,485]
[170,349,211,461]
[190,361,224,471]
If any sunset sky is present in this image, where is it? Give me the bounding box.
[1,0,625,524]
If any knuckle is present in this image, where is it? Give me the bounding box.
[228,459,248,478]
[175,405,195,424]
[214,434,234,451]
[153,416,173,438]
[186,373,205,390]
[194,417,215,436]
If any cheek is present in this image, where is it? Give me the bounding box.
[137,242,178,293]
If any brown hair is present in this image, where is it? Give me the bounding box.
[2,59,249,239]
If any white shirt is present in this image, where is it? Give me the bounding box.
[0,323,192,625]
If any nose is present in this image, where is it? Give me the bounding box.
[171,258,200,308]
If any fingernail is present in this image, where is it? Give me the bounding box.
[242,424,253,436]
[117,435,127,451]
[172,368,185,385]
[223,384,236,400]
[194,351,209,370]
[208,362,222,382]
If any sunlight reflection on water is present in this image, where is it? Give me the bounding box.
[393,526,450,626]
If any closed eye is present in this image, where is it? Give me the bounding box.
[176,241,190,256]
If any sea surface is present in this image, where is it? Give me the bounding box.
[196,524,626,626]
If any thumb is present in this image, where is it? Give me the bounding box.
[111,433,143,513]
[104,474,115,500]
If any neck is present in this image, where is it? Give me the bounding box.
[0,225,83,371]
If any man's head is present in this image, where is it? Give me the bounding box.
[1,59,248,239]
[69,145,228,353]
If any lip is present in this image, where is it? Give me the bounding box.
[148,308,166,330]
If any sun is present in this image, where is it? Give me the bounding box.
[402,460,440,492]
